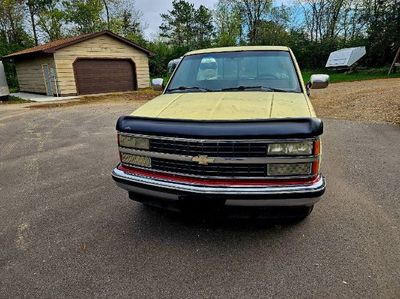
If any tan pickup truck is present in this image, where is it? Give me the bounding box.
[112,46,329,219]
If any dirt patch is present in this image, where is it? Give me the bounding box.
[28,89,161,109]
[310,78,400,125]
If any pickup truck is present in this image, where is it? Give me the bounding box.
[112,46,329,219]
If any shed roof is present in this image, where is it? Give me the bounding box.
[3,31,154,59]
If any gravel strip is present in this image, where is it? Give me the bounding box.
[310,78,400,125]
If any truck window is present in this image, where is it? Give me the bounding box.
[166,51,301,93]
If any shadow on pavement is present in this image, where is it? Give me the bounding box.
[129,203,310,231]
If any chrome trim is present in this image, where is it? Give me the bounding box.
[120,147,193,162]
[118,132,318,143]
[224,198,320,207]
[112,167,326,196]
[119,147,318,164]
[120,163,316,180]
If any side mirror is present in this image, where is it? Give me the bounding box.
[308,74,330,90]
[151,78,164,91]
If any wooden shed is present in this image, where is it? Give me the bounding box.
[3,31,153,96]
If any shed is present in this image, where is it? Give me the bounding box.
[2,31,153,96]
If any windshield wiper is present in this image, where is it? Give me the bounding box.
[167,86,212,93]
[220,86,288,92]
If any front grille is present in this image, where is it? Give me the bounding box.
[151,158,267,177]
[150,139,268,157]
[119,136,316,178]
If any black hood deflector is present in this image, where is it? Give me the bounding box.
[116,116,323,139]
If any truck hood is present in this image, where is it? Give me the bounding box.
[131,92,313,120]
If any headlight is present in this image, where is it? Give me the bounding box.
[267,142,313,156]
[120,153,151,167]
[118,135,149,150]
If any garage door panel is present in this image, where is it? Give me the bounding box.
[74,59,136,95]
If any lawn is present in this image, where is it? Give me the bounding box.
[302,68,400,83]
[0,95,32,104]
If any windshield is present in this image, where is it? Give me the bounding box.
[166,51,301,93]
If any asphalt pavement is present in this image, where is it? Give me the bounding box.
[0,103,399,298]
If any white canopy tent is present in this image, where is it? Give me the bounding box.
[325,46,366,68]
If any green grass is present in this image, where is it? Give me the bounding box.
[0,95,32,104]
[163,75,171,84]
[302,67,400,84]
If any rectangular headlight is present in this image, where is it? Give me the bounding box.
[118,135,149,150]
[120,153,151,167]
[267,142,313,156]
[267,163,312,176]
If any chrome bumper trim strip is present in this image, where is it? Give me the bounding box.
[112,167,326,196]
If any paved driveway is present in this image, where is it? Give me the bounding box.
[0,103,399,298]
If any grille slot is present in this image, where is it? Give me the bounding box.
[151,158,267,178]
[139,138,315,178]
[150,139,268,157]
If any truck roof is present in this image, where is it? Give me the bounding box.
[186,46,290,56]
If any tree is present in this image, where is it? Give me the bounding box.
[0,0,33,90]
[256,5,291,45]
[0,0,32,47]
[102,0,146,44]
[233,0,272,44]
[36,0,65,41]
[193,5,214,48]
[159,0,196,48]
[146,39,187,77]
[214,0,243,46]
[159,0,215,49]
[63,0,105,34]
[119,10,141,37]
[361,0,400,66]
[1,0,399,81]
[297,0,365,42]
[258,20,290,46]
[102,0,110,29]
[26,0,39,45]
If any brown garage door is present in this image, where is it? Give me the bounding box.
[74,59,136,95]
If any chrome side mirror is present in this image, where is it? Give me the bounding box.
[309,74,330,89]
[151,78,164,91]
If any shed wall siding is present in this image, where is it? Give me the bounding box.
[54,35,150,95]
[15,56,55,94]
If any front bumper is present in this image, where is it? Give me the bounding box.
[111,164,326,209]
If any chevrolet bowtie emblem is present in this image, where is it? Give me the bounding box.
[192,155,215,165]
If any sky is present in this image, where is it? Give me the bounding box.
[135,0,292,39]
